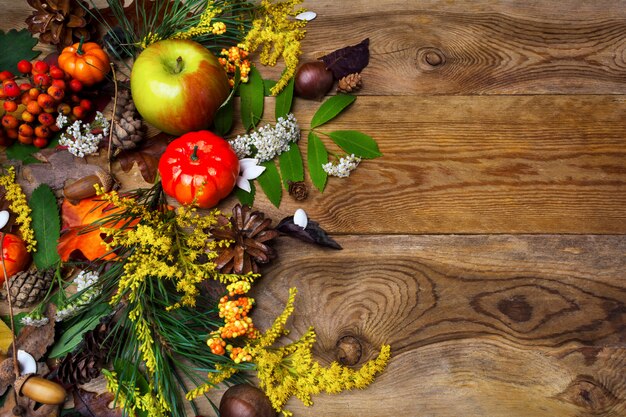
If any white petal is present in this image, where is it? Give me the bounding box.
[17,350,37,375]
[237,177,252,193]
[242,165,266,180]
[296,11,317,21]
[239,158,260,171]
[0,211,9,230]
[294,208,308,229]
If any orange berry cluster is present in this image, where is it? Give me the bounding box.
[206,281,259,361]
[0,60,92,148]
[218,45,251,87]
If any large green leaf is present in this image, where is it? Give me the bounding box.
[307,132,328,192]
[275,77,295,119]
[0,29,40,75]
[29,184,61,270]
[234,181,256,206]
[327,130,382,159]
[310,94,356,129]
[239,66,264,131]
[278,143,304,187]
[257,161,282,207]
[213,97,234,136]
[48,303,111,358]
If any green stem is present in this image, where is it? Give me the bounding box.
[77,36,85,56]
[190,145,199,162]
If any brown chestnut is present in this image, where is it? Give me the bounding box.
[219,384,276,417]
[294,61,334,100]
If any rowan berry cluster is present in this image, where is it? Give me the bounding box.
[218,45,251,87]
[207,281,259,361]
[0,59,92,149]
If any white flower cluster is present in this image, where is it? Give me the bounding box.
[322,154,362,178]
[56,270,102,322]
[57,111,110,158]
[229,113,300,162]
[20,313,49,328]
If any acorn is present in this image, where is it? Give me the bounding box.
[294,61,334,100]
[63,169,113,201]
[219,384,276,417]
[16,374,67,405]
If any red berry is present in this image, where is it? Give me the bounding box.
[72,105,86,119]
[26,100,42,115]
[20,82,33,91]
[20,93,32,106]
[2,81,20,98]
[37,93,54,110]
[0,70,14,81]
[5,128,18,140]
[28,88,40,99]
[3,100,17,112]
[32,60,49,74]
[17,60,33,74]
[33,137,48,148]
[49,65,65,79]
[51,79,66,90]
[32,73,51,87]
[47,85,65,101]
[34,125,50,138]
[2,115,19,129]
[18,133,34,145]
[69,79,83,93]
[18,123,34,137]
[79,99,93,112]
[57,102,71,115]
[21,111,35,123]
[38,112,55,127]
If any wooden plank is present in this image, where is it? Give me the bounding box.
[220,94,626,234]
[249,235,626,417]
[256,1,626,95]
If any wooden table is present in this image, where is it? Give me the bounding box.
[3,1,626,416]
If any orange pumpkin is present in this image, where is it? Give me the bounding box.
[58,39,111,86]
[0,233,30,284]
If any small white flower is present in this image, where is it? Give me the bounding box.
[55,113,68,129]
[236,158,266,192]
[20,314,49,328]
[229,113,300,162]
[74,270,100,292]
[322,154,361,178]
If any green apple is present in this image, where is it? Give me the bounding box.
[130,39,230,136]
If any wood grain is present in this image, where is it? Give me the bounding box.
[250,235,626,417]
[220,94,626,234]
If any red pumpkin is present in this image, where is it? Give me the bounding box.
[158,131,239,208]
[0,233,31,284]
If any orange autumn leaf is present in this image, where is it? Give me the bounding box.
[58,196,138,262]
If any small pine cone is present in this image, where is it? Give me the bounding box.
[8,267,54,308]
[288,181,308,201]
[111,89,146,151]
[26,0,95,48]
[337,73,363,93]
[57,321,110,385]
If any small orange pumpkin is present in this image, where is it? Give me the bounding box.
[58,39,111,86]
[0,233,30,284]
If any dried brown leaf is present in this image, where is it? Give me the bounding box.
[116,133,172,183]
[10,305,56,360]
[72,389,123,417]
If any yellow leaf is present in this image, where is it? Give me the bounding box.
[0,318,13,355]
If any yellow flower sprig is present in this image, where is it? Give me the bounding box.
[104,370,169,417]
[189,286,391,416]
[244,0,307,95]
[0,166,36,252]
[171,3,224,40]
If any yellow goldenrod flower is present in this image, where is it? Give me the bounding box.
[0,166,36,252]
[171,3,223,40]
[244,0,307,95]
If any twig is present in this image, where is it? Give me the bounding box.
[1,232,21,408]
[108,63,119,174]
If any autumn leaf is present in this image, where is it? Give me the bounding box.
[116,133,172,183]
[72,389,123,417]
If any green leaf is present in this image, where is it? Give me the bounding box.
[213,96,234,135]
[239,66,264,131]
[257,161,282,207]
[264,79,277,96]
[310,94,356,129]
[29,184,60,270]
[307,132,328,192]
[327,130,382,159]
[235,181,256,206]
[275,77,295,119]
[6,137,59,165]
[48,304,111,358]
[0,29,40,75]
[279,143,304,187]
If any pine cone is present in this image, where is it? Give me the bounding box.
[26,0,94,48]
[337,73,363,93]
[111,89,146,152]
[288,181,308,201]
[212,204,279,274]
[57,321,110,385]
[7,267,54,308]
